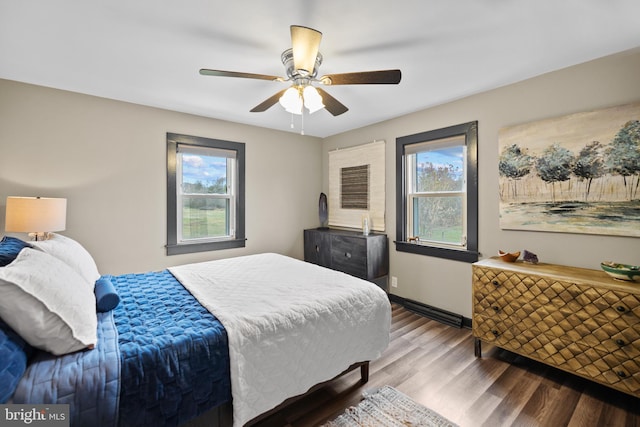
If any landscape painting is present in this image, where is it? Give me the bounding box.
[498,102,640,237]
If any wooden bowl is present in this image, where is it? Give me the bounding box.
[498,250,520,262]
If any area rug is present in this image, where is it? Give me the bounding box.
[322,385,458,427]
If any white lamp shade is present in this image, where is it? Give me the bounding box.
[303,86,325,114]
[279,87,303,115]
[290,25,322,75]
[5,197,67,233]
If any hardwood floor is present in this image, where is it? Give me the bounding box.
[253,303,640,427]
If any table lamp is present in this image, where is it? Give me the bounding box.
[5,196,67,241]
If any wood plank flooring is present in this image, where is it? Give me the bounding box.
[252,303,640,427]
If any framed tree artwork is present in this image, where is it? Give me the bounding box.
[498,102,640,237]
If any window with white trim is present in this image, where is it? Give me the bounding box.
[166,133,245,255]
[396,122,478,263]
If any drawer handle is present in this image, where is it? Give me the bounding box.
[617,371,628,378]
[315,245,320,253]
[616,306,627,313]
[492,330,500,337]
[492,306,500,312]
[491,280,501,287]
[616,339,626,346]
[344,252,351,259]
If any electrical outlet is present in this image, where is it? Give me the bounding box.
[391,276,398,288]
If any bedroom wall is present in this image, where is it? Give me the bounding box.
[322,48,640,318]
[0,79,322,275]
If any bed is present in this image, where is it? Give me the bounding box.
[0,234,391,427]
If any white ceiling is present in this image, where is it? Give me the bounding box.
[2,1,640,138]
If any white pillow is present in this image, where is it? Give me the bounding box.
[32,233,100,287]
[0,248,97,355]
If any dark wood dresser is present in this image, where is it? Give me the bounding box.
[304,228,389,290]
[472,257,640,397]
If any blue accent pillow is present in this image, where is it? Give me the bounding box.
[95,277,120,312]
[0,236,31,267]
[0,318,34,403]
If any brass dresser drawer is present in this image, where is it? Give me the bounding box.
[472,257,640,397]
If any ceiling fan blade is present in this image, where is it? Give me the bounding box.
[319,69,402,85]
[250,89,288,112]
[291,25,322,75]
[316,88,348,116]
[199,69,282,81]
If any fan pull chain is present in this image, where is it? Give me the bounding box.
[288,111,304,135]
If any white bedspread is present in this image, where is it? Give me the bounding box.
[169,253,391,427]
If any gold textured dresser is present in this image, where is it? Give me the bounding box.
[472,257,640,397]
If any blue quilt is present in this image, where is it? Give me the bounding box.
[112,270,231,426]
[13,270,231,427]
[14,311,120,426]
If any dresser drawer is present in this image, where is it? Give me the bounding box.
[572,342,640,395]
[607,331,640,359]
[472,314,522,348]
[472,292,521,322]
[330,235,367,278]
[303,229,332,268]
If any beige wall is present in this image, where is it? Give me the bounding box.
[322,48,640,318]
[2,48,639,318]
[0,79,322,275]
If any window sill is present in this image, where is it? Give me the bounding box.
[166,238,246,255]
[394,240,478,263]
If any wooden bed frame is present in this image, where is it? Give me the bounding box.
[186,361,369,427]
[247,361,369,425]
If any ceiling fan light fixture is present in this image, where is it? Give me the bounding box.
[201,25,401,123]
[279,86,303,115]
[303,85,324,114]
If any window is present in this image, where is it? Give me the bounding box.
[166,133,245,255]
[395,121,478,262]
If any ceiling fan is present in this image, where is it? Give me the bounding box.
[199,25,402,117]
